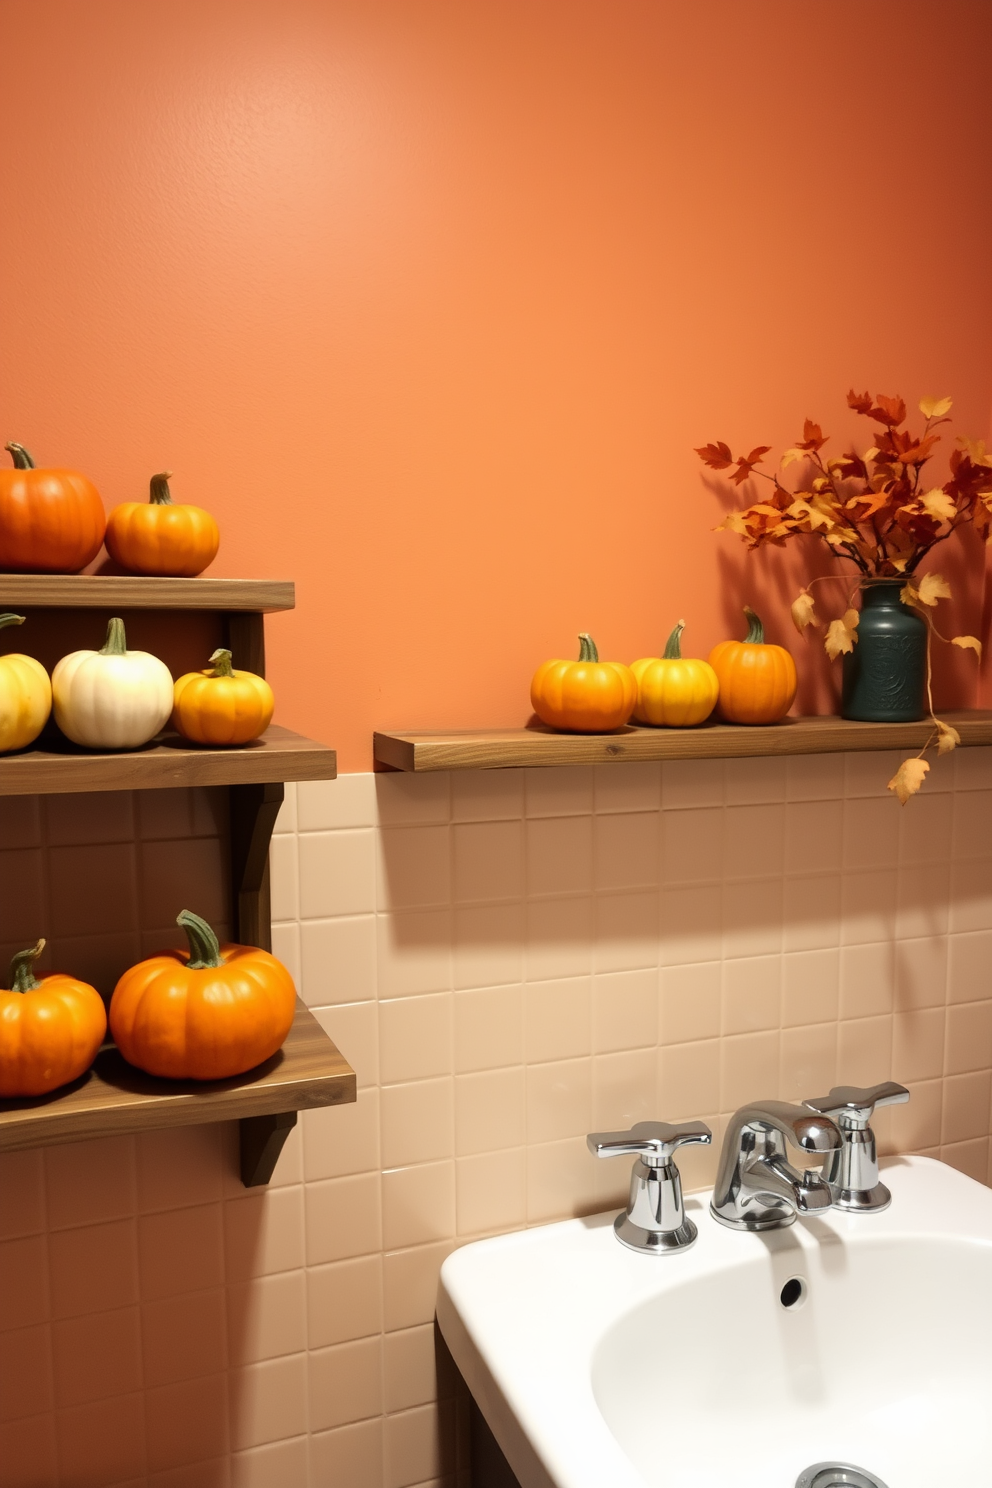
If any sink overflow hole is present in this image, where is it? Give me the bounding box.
[780,1276,807,1309]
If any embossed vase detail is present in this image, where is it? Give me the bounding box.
[841,579,927,722]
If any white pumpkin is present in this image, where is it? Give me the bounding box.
[53,617,174,749]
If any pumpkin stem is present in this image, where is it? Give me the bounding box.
[208,648,235,677]
[743,606,765,645]
[4,443,35,470]
[9,939,45,994]
[663,620,686,660]
[0,614,26,633]
[177,910,224,970]
[578,633,599,663]
[149,472,175,506]
[99,617,128,656]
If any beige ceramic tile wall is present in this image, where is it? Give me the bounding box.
[1,755,990,1488]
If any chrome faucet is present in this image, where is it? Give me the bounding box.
[803,1081,909,1212]
[710,1100,842,1232]
[587,1119,712,1253]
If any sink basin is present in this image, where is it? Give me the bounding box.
[437,1157,992,1488]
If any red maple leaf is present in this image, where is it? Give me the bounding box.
[695,441,734,470]
[847,389,874,415]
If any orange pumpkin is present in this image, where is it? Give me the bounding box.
[0,939,107,1096]
[0,443,106,573]
[106,471,220,577]
[109,910,296,1080]
[172,648,274,745]
[531,633,636,732]
[708,606,797,724]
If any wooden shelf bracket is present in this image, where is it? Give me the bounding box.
[240,1110,299,1187]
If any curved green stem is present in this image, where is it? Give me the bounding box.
[9,939,45,993]
[149,471,174,506]
[178,910,224,969]
[578,633,599,662]
[208,648,235,677]
[4,443,35,470]
[663,620,685,660]
[100,617,128,656]
[743,606,765,645]
[0,614,26,633]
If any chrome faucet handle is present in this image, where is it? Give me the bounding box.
[587,1120,712,1255]
[803,1082,909,1213]
[587,1119,712,1167]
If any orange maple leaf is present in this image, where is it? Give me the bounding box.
[847,389,873,415]
[730,445,772,486]
[870,394,907,428]
[797,419,828,452]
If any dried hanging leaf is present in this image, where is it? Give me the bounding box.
[936,720,961,755]
[952,634,983,658]
[915,572,952,607]
[791,590,817,633]
[888,757,930,804]
[730,445,773,485]
[871,394,907,428]
[824,609,859,659]
[919,395,952,419]
[920,488,957,523]
[781,448,807,469]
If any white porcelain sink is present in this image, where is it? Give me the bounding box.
[437,1157,992,1488]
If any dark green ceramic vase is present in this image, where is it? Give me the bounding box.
[841,579,927,722]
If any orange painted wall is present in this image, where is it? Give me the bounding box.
[3,0,991,770]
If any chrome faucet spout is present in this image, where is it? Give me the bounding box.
[710,1099,841,1232]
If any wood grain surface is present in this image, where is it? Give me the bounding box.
[0,1000,356,1153]
[0,724,336,794]
[374,711,992,771]
[0,575,295,611]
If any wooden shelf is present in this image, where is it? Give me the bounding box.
[0,724,336,795]
[0,1000,356,1184]
[374,711,992,772]
[0,575,294,611]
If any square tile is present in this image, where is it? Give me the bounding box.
[312,1003,378,1090]
[302,1087,379,1181]
[782,948,839,1027]
[453,903,523,990]
[661,758,725,810]
[525,816,593,898]
[300,915,376,1006]
[307,1255,382,1349]
[783,873,841,952]
[450,771,523,821]
[375,773,449,826]
[594,762,661,813]
[722,956,781,1035]
[456,1148,527,1236]
[592,1048,657,1129]
[524,977,591,1062]
[453,984,523,1072]
[525,896,593,980]
[660,961,721,1045]
[308,1336,382,1432]
[526,1058,592,1143]
[660,884,721,966]
[659,1040,721,1116]
[300,830,377,917]
[380,1078,453,1168]
[305,1173,381,1266]
[228,1354,307,1451]
[661,807,722,885]
[595,812,660,891]
[837,1015,893,1088]
[298,774,376,830]
[455,1067,525,1155]
[377,909,452,998]
[594,890,659,972]
[839,942,893,1021]
[381,1162,455,1251]
[593,968,658,1052]
[724,804,784,881]
[779,1023,837,1102]
[379,994,452,1083]
[524,766,593,817]
[452,821,523,904]
[785,753,845,801]
[724,756,786,805]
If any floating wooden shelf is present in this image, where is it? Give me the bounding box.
[0,723,336,796]
[0,1000,355,1186]
[374,711,992,772]
[0,575,294,611]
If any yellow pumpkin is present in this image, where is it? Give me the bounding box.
[631,620,719,726]
[0,613,51,751]
[172,648,274,745]
[531,633,636,732]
